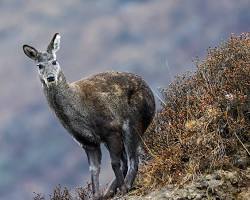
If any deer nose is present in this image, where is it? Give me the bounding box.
[47,76,55,82]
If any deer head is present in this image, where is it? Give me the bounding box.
[23,33,62,87]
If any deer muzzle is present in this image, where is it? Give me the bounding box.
[47,76,55,82]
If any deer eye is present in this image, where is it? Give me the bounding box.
[52,60,57,65]
[37,64,44,70]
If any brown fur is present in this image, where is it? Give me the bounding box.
[43,71,155,149]
[73,71,155,136]
[23,33,155,199]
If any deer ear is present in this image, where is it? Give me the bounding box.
[23,45,38,60]
[47,33,61,54]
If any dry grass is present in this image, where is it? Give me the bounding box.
[135,33,250,195]
[33,184,92,200]
[33,33,250,199]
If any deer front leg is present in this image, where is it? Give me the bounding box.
[85,146,102,200]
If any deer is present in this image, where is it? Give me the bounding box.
[23,33,155,200]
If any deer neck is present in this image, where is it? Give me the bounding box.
[42,71,100,147]
[43,71,73,110]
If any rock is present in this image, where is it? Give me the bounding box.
[117,168,250,200]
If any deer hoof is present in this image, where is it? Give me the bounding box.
[120,184,128,195]
[103,189,115,199]
[93,193,103,200]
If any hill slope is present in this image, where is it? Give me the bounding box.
[34,33,250,200]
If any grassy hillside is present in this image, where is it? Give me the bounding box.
[1,1,250,199]
[34,33,250,199]
[136,33,250,194]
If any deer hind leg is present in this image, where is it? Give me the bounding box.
[122,120,140,190]
[104,134,127,199]
[121,147,128,177]
[104,146,128,198]
[85,146,102,200]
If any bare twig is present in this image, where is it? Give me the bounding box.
[234,131,250,156]
[153,89,166,106]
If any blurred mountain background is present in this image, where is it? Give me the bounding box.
[0,0,249,199]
